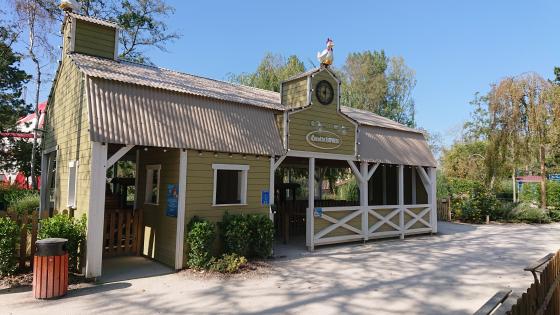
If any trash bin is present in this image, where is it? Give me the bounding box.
[32,238,69,299]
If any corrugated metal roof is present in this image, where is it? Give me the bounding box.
[71,53,284,110]
[341,106,422,134]
[357,126,437,167]
[86,77,285,155]
[68,13,119,29]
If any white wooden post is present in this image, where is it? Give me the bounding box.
[269,157,275,222]
[429,167,437,233]
[382,165,387,205]
[175,149,187,270]
[411,167,417,204]
[307,157,315,251]
[398,165,404,240]
[360,162,369,241]
[85,142,108,278]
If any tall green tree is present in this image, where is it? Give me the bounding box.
[0,24,33,180]
[0,24,30,133]
[228,53,305,92]
[340,50,388,114]
[340,51,417,127]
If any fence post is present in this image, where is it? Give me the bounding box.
[30,211,38,268]
[19,214,28,270]
[447,197,452,221]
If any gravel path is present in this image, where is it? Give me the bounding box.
[2,222,560,315]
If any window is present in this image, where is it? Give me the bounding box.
[212,164,249,206]
[145,165,161,205]
[67,160,78,208]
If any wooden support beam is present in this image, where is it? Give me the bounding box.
[85,142,108,278]
[429,167,437,233]
[366,163,379,181]
[360,162,369,240]
[175,149,187,270]
[307,157,315,251]
[399,165,404,240]
[106,144,134,168]
[347,160,364,183]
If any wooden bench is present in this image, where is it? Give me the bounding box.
[473,290,513,315]
[524,253,554,284]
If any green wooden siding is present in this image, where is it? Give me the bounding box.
[287,69,356,155]
[185,150,270,223]
[281,77,308,108]
[43,57,91,217]
[137,148,180,267]
[74,19,116,59]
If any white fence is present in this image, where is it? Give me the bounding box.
[310,204,434,247]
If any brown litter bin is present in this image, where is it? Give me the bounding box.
[32,238,69,299]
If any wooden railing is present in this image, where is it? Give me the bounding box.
[0,211,39,270]
[508,250,560,315]
[103,208,143,257]
[437,197,452,221]
[311,204,434,247]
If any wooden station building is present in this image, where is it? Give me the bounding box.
[40,12,437,278]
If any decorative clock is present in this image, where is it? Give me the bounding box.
[315,80,334,105]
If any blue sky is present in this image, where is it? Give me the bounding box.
[14,0,560,146]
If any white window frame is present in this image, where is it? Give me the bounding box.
[212,164,249,207]
[145,164,161,205]
[67,160,78,208]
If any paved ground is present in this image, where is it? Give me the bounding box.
[2,222,560,315]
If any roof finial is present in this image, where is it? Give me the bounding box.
[317,38,334,67]
[59,0,81,12]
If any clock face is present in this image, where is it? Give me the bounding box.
[315,80,334,105]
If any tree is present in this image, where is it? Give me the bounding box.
[0,24,30,133]
[228,53,305,92]
[463,92,490,142]
[340,50,388,114]
[386,56,417,127]
[13,0,58,189]
[486,73,555,206]
[441,141,488,183]
[0,139,38,181]
[340,51,417,127]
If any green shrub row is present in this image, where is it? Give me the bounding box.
[0,217,20,276]
[518,181,560,208]
[0,186,38,213]
[184,212,274,272]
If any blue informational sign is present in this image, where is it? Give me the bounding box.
[549,174,560,182]
[261,190,270,206]
[314,207,323,218]
[166,184,178,217]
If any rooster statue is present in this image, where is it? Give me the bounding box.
[317,38,334,67]
[59,0,81,12]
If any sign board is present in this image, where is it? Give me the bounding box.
[306,130,342,150]
[261,190,270,206]
[549,174,560,182]
[314,207,323,218]
[166,184,178,217]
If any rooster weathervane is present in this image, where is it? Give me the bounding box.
[317,38,334,67]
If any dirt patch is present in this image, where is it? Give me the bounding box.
[178,260,273,280]
[0,272,87,290]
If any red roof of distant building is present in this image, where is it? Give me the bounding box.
[0,132,34,138]
[17,101,47,128]
[516,175,543,183]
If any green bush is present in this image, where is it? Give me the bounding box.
[548,208,560,222]
[0,186,36,212]
[220,212,250,256]
[460,186,497,223]
[185,217,216,269]
[547,181,560,209]
[337,178,358,202]
[39,214,87,271]
[492,200,516,221]
[519,183,541,204]
[511,203,551,223]
[0,217,20,275]
[9,192,39,215]
[246,214,274,258]
[209,253,247,273]
[447,177,484,219]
